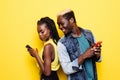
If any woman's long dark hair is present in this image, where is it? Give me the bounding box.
[37,17,60,44]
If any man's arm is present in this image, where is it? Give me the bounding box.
[57,42,83,75]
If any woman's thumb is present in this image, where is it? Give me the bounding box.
[36,48,38,53]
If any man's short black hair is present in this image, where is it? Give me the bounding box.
[63,10,76,23]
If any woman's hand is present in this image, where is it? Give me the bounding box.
[27,48,38,57]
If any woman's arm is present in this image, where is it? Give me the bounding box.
[27,43,53,76]
[42,43,53,76]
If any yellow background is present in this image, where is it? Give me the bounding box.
[0,0,120,80]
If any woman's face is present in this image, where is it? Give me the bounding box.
[37,23,51,41]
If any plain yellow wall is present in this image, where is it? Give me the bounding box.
[0,0,120,80]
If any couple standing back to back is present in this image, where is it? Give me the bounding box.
[27,9,102,80]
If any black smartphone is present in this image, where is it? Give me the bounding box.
[26,45,32,49]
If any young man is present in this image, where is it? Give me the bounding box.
[57,9,101,80]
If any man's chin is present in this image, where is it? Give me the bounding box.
[63,32,67,34]
[64,31,71,36]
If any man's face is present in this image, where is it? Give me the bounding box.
[57,15,72,35]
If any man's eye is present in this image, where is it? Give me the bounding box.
[40,31,44,34]
[57,23,60,26]
[61,23,64,26]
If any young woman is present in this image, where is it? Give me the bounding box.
[27,17,60,80]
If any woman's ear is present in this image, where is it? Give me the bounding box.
[69,18,74,23]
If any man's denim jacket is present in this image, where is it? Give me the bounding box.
[59,28,100,80]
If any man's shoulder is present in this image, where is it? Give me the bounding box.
[84,29,92,33]
[78,27,93,37]
[79,27,92,33]
[58,35,66,42]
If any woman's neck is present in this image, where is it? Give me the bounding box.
[45,36,52,42]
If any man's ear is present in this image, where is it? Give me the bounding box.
[69,18,74,23]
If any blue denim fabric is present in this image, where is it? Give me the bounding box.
[59,28,98,80]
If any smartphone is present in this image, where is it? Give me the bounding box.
[93,41,102,47]
[26,45,32,49]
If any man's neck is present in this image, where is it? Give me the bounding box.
[71,25,82,37]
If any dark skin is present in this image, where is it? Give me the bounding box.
[57,15,101,66]
[27,23,55,76]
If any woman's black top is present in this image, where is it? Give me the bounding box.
[41,71,59,80]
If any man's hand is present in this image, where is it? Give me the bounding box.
[78,47,95,65]
[83,47,95,59]
[94,44,102,59]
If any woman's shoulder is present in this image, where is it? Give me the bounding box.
[44,39,56,47]
[44,39,55,51]
[44,39,54,45]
